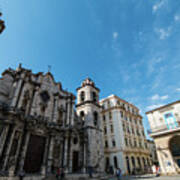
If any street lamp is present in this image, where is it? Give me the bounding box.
[0,12,5,34]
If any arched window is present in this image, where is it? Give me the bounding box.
[114,156,118,168]
[92,92,97,102]
[80,91,85,102]
[57,110,63,125]
[93,111,98,126]
[105,157,110,170]
[137,157,141,168]
[80,111,85,121]
[131,157,135,168]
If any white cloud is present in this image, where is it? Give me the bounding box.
[155,27,171,40]
[147,57,163,75]
[161,95,169,100]
[146,104,164,111]
[176,88,180,92]
[174,15,180,22]
[152,1,165,13]
[113,32,118,40]
[151,94,169,101]
[151,94,160,100]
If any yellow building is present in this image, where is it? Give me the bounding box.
[146,100,180,175]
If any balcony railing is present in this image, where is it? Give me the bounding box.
[148,120,180,135]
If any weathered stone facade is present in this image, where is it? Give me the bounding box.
[0,65,104,178]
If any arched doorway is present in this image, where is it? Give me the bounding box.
[126,156,130,174]
[169,135,180,168]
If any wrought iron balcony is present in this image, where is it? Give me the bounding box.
[148,120,180,135]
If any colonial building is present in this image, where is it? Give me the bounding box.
[100,95,151,175]
[147,140,158,166]
[146,100,180,175]
[0,65,104,179]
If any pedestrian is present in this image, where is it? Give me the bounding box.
[116,168,122,180]
[56,167,61,180]
[156,166,160,177]
[61,167,65,180]
[18,169,25,180]
[88,166,93,178]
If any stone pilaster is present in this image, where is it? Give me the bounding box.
[66,100,70,125]
[63,136,68,169]
[18,132,30,172]
[11,79,23,108]
[0,125,9,157]
[2,127,16,171]
[47,136,55,173]
[41,137,49,176]
[68,137,73,173]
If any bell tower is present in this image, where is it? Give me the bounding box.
[76,78,104,172]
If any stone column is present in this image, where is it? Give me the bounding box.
[41,137,49,176]
[63,136,68,169]
[0,125,9,157]
[71,102,74,126]
[60,139,64,168]
[10,79,23,107]
[2,126,16,171]
[47,136,55,173]
[18,132,30,172]
[66,100,70,125]
[52,97,58,123]
[83,142,87,173]
[68,137,73,173]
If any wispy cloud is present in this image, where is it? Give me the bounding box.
[155,27,171,40]
[151,94,169,101]
[146,104,164,111]
[174,15,180,22]
[176,88,180,92]
[152,0,166,13]
[113,32,118,40]
[147,57,163,75]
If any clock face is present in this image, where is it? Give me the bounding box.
[40,91,50,103]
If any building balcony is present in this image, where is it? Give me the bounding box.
[148,121,180,137]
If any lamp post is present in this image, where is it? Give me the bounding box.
[0,12,5,34]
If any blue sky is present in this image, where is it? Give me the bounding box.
[0,0,180,137]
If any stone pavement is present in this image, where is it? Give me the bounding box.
[106,174,180,180]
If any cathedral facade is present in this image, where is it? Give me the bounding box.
[0,65,104,178]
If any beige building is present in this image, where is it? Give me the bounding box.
[100,95,151,175]
[147,140,158,165]
[146,100,180,175]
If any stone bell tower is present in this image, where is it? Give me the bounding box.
[76,78,104,172]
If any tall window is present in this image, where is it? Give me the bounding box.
[109,111,112,120]
[92,92,97,102]
[80,111,85,121]
[57,110,63,125]
[125,138,128,146]
[104,127,107,134]
[94,111,98,126]
[120,111,123,118]
[105,140,108,148]
[103,115,106,122]
[80,91,85,102]
[114,156,118,168]
[112,140,116,147]
[110,125,114,133]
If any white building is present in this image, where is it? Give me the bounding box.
[146,100,180,175]
[100,95,150,175]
